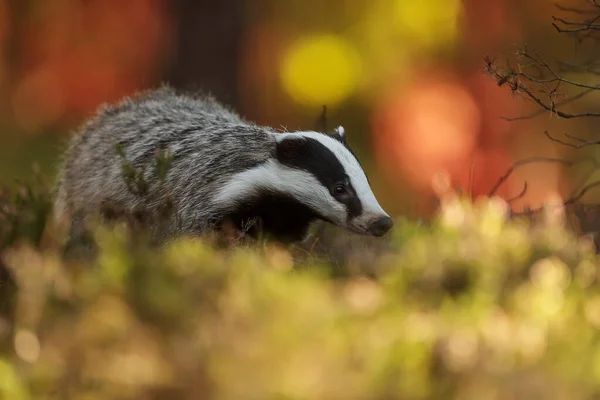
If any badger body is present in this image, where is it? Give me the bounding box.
[55,87,392,243]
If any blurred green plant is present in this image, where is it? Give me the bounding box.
[105,143,177,237]
[1,183,599,399]
[0,168,53,250]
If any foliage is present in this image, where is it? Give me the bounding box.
[0,170,53,250]
[1,176,600,399]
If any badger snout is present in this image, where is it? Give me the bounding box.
[367,215,393,237]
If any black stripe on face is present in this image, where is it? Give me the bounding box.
[331,132,370,185]
[275,137,363,219]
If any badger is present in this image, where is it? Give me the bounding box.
[54,86,393,243]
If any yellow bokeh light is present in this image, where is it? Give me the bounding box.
[281,35,362,107]
[394,0,461,47]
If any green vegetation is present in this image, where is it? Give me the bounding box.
[1,176,599,400]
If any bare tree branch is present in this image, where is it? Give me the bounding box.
[553,15,600,33]
[556,59,600,75]
[566,132,592,143]
[485,57,600,119]
[468,157,476,198]
[506,182,529,203]
[519,50,600,90]
[555,2,597,15]
[488,157,576,196]
[566,180,600,204]
[509,179,600,218]
[485,1,600,122]
[544,130,600,148]
[501,87,597,121]
[486,1,600,219]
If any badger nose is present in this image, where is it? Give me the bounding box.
[369,216,393,237]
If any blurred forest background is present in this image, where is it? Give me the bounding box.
[5,3,600,398]
[0,0,597,219]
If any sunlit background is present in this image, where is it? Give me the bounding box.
[0,0,595,219]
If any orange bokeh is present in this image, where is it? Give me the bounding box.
[371,0,568,216]
[7,0,173,132]
[374,72,480,193]
[373,66,535,214]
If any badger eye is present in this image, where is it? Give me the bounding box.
[333,184,346,195]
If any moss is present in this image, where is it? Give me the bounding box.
[2,176,600,399]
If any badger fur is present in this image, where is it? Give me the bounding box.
[54,86,393,243]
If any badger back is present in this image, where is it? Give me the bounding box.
[54,87,276,235]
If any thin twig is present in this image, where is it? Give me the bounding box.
[544,130,600,148]
[555,2,597,14]
[566,132,591,143]
[568,162,599,200]
[519,50,600,90]
[316,105,328,132]
[468,157,476,199]
[512,84,599,118]
[557,60,600,76]
[489,157,576,196]
[502,88,597,121]
[566,180,600,204]
[506,182,529,203]
[553,14,600,31]
[486,60,600,119]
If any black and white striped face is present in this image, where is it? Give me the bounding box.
[268,127,393,236]
[213,127,392,238]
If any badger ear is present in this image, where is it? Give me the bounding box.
[275,137,304,165]
[332,125,346,144]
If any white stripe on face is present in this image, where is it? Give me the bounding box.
[213,159,347,225]
[275,131,388,220]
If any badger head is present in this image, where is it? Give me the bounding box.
[214,126,393,239]
[272,126,393,237]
